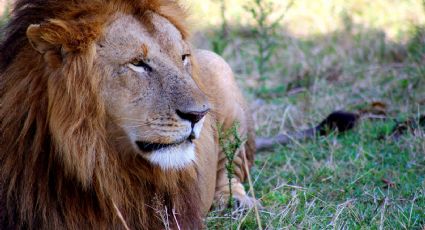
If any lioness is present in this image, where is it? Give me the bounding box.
[0,0,255,229]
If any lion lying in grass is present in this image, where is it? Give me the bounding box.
[0,0,255,229]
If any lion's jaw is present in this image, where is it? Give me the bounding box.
[98,13,209,170]
[131,117,205,170]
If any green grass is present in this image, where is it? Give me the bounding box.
[207,121,425,229]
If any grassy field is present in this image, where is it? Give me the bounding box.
[1,0,424,229]
[187,0,425,229]
[209,122,425,229]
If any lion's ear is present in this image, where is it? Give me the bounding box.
[27,24,57,54]
[27,24,63,67]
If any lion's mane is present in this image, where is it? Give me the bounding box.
[0,1,204,229]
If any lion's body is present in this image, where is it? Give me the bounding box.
[0,0,255,229]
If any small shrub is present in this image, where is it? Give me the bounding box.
[407,26,425,63]
[218,122,245,227]
[243,0,292,97]
[210,0,229,55]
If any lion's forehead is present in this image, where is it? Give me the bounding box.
[149,13,185,52]
[99,13,184,63]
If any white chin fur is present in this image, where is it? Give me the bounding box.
[192,117,205,139]
[146,142,195,170]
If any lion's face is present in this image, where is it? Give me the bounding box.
[96,13,209,170]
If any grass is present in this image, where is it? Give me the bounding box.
[208,120,425,229]
[253,121,423,229]
[190,0,425,229]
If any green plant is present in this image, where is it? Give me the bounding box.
[243,0,292,97]
[210,0,229,55]
[210,34,229,56]
[218,122,245,227]
[407,26,425,63]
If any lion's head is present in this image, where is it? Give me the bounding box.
[0,0,208,228]
[25,4,210,172]
[95,13,210,170]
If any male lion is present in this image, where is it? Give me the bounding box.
[0,0,255,229]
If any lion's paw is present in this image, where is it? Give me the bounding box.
[214,182,261,211]
[231,193,261,209]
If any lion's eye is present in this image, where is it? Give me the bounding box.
[129,60,152,73]
[182,54,191,66]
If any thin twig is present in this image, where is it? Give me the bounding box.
[242,150,263,230]
[172,209,181,230]
[112,201,131,230]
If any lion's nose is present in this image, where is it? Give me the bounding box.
[176,107,209,126]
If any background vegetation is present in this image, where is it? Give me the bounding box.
[187,0,425,229]
[1,0,424,228]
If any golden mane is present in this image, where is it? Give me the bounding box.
[0,0,203,229]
